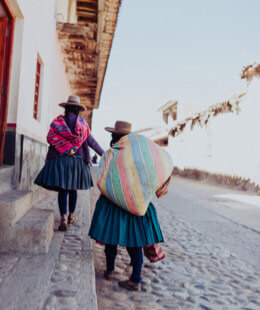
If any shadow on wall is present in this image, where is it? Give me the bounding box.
[173,167,260,193]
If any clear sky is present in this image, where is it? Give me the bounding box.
[92,0,260,148]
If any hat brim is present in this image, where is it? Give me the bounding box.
[104,127,131,135]
[59,102,86,112]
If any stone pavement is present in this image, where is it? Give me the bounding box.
[0,191,97,310]
[94,200,260,310]
[0,254,19,285]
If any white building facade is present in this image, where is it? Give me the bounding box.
[0,0,121,253]
[0,0,121,192]
[1,0,73,191]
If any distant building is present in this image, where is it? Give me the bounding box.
[138,62,260,191]
[157,100,178,125]
[136,100,178,147]
[167,62,260,191]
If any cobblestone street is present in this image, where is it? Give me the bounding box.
[94,180,260,310]
[0,177,260,310]
[42,191,97,310]
[1,1,260,309]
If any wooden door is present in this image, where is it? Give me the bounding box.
[0,17,13,164]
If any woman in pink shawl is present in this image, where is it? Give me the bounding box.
[35,95,104,231]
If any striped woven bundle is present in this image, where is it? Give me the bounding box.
[97,133,173,216]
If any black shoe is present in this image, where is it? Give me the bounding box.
[118,279,141,292]
[58,218,67,231]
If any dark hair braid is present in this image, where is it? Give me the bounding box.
[110,133,125,148]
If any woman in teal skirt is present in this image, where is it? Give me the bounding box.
[35,95,104,231]
[88,121,164,292]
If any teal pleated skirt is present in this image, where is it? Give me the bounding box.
[88,195,164,247]
[34,156,93,191]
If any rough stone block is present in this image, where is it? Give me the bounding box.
[0,190,33,225]
[0,165,14,195]
[13,208,54,254]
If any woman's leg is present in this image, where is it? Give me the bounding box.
[69,190,77,213]
[58,189,68,216]
[58,189,69,231]
[126,247,143,284]
[105,244,117,272]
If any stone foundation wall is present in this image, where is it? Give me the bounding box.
[16,134,47,193]
[4,131,48,201]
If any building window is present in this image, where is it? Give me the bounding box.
[33,56,42,120]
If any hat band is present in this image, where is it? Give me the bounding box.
[115,128,130,132]
[67,100,79,104]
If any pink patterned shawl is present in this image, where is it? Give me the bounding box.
[47,115,90,155]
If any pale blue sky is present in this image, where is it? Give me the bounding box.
[92,0,260,146]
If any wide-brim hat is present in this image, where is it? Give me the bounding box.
[105,121,132,135]
[59,95,86,112]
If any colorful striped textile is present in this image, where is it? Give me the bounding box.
[97,134,174,216]
[47,115,90,155]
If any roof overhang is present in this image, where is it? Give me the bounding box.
[157,100,178,112]
[57,0,121,126]
[157,100,178,124]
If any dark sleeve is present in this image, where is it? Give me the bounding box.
[86,134,104,156]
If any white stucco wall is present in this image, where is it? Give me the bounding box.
[7,0,71,143]
[49,33,72,123]
[55,0,69,23]
[167,76,260,187]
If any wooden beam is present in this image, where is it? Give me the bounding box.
[80,104,94,109]
[57,23,93,34]
[71,84,97,90]
[59,36,86,43]
[76,91,96,97]
[78,98,93,103]
[75,87,96,93]
[66,68,95,74]
[63,59,95,66]
[71,78,97,87]
[77,6,97,13]
[64,32,96,40]
[74,84,96,89]
[70,80,97,87]
[77,0,97,4]
[63,52,95,59]
[63,48,97,55]
[77,11,97,18]
[65,50,95,56]
[83,93,95,98]
[70,80,97,86]
[67,70,97,78]
[78,16,97,23]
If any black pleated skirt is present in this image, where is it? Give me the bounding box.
[34,156,93,191]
